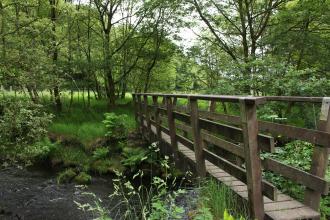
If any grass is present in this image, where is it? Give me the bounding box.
[197,179,249,219]
[44,92,135,145]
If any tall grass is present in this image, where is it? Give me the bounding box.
[198,179,249,219]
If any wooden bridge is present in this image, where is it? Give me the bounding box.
[132,93,330,220]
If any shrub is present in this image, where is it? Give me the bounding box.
[74,172,92,185]
[102,113,128,140]
[92,147,110,160]
[0,98,53,147]
[57,168,77,184]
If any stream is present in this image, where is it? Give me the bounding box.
[0,166,116,220]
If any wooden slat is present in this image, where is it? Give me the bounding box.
[176,133,194,151]
[259,120,330,147]
[134,93,266,104]
[199,118,275,153]
[199,110,330,148]
[203,149,277,201]
[201,131,245,158]
[262,158,329,194]
[199,110,241,125]
[266,96,323,103]
[173,111,191,124]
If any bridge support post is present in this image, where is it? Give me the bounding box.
[166,96,179,164]
[143,95,151,139]
[152,96,162,140]
[189,97,206,178]
[240,98,264,220]
[136,94,143,133]
[132,94,139,131]
[304,97,330,211]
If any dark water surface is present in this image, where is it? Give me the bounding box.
[0,167,115,220]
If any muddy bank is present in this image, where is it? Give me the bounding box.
[0,167,116,220]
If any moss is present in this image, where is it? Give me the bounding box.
[91,157,125,174]
[91,159,113,174]
[50,146,90,168]
[74,172,92,185]
[57,168,77,184]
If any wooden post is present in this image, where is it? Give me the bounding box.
[132,94,139,130]
[182,99,191,138]
[189,97,206,177]
[137,95,143,134]
[209,100,216,112]
[304,97,330,210]
[144,95,151,139]
[240,98,264,220]
[152,96,162,140]
[166,96,179,163]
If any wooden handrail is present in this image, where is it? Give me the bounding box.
[133,93,330,218]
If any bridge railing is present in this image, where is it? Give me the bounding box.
[132,93,329,219]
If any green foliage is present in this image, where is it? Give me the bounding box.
[16,138,57,166]
[92,147,110,160]
[0,98,53,147]
[197,179,248,220]
[121,147,148,168]
[57,168,77,184]
[74,172,92,185]
[51,146,90,169]
[102,113,129,140]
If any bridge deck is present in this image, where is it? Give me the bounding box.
[148,123,320,220]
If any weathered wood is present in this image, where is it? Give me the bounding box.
[209,100,216,112]
[199,117,275,153]
[203,148,277,201]
[304,97,330,210]
[144,95,151,138]
[201,132,245,158]
[132,94,139,130]
[152,96,162,139]
[199,110,330,147]
[266,96,323,103]
[137,95,143,133]
[240,98,265,219]
[189,97,206,177]
[166,97,179,163]
[263,158,328,194]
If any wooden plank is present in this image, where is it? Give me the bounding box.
[201,131,245,158]
[265,96,323,103]
[193,109,330,148]
[135,93,266,104]
[203,149,277,201]
[265,206,320,220]
[263,158,329,194]
[199,111,241,125]
[264,200,305,212]
[189,98,206,177]
[304,97,330,210]
[176,133,194,151]
[199,118,275,153]
[239,98,265,219]
[173,111,191,124]
[259,120,330,147]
